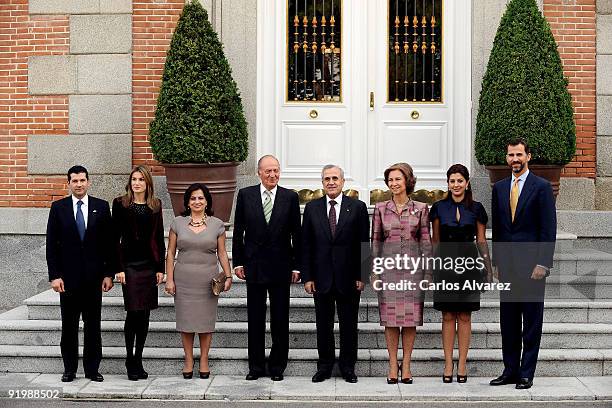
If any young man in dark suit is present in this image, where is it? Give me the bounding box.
[46,165,115,382]
[232,155,302,382]
[489,139,556,390]
[301,165,370,383]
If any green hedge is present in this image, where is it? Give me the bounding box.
[475,0,575,165]
[149,0,248,164]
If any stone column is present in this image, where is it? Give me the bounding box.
[27,0,133,203]
[596,1,612,210]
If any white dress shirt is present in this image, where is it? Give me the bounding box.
[71,194,89,228]
[326,193,343,224]
[510,169,530,199]
[260,184,278,207]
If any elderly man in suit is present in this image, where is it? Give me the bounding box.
[232,155,302,382]
[301,165,370,383]
[489,139,556,390]
[46,165,115,382]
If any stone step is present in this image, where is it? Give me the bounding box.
[29,269,612,302]
[1,320,611,350]
[24,290,612,323]
[164,245,611,277]
[111,275,612,300]
[0,345,609,377]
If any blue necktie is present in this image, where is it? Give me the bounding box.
[76,200,85,241]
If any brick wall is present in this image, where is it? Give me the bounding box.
[0,0,69,207]
[544,0,597,178]
[0,0,600,207]
[132,0,185,176]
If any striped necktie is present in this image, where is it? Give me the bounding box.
[263,190,272,224]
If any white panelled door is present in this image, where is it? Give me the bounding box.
[257,0,471,203]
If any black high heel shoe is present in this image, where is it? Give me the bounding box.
[199,371,210,379]
[386,364,399,384]
[443,362,453,383]
[135,357,148,380]
[457,364,467,383]
[399,363,413,384]
[182,363,194,379]
[126,357,139,381]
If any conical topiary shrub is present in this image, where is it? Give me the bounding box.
[475,0,575,166]
[149,0,248,164]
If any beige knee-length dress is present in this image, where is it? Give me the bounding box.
[170,216,225,333]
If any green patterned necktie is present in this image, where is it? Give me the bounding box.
[263,190,272,224]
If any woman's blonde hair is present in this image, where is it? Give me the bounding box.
[121,165,161,212]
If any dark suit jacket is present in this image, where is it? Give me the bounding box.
[111,197,166,273]
[232,185,302,284]
[46,195,114,291]
[301,195,370,295]
[491,172,556,278]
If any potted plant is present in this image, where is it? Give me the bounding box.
[149,0,248,221]
[474,0,575,198]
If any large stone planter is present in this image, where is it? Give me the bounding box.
[163,162,239,222]
[485,164,563,200]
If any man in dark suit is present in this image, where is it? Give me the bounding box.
[301,165,369,383]
[46,165,114,382]
[489,139,556,390]
[232,155,301,382]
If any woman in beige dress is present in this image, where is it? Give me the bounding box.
[165,183,232,379]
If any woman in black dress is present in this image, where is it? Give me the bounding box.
[429,164,492,383]
[112,165,165,381]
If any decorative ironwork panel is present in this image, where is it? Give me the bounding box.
[287,0,342,102]
[388,0,442,103]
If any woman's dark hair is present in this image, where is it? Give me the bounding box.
[181,183,214,217]
[446,163,474,209]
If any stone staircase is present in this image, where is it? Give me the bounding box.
[1,230,611,378]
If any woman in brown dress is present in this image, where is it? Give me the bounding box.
[112,165,165,381]
[371,163,432,384]
[164,183,232,379]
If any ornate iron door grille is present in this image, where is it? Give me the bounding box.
[388,0,442,103]
[287,0,342,102]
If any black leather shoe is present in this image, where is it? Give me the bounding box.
[61,372,75,382]
[85,372,104,382]
[245,372,260,381]
[199,371,210,379]
[489,374,517,386]
[270,374,284,381]
[312,370,332,383]
[343,372,358,383]
[515,378,533,389]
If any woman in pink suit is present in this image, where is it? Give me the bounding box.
[371,162,432,384]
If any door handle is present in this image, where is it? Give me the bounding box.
[370,92,375,111]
